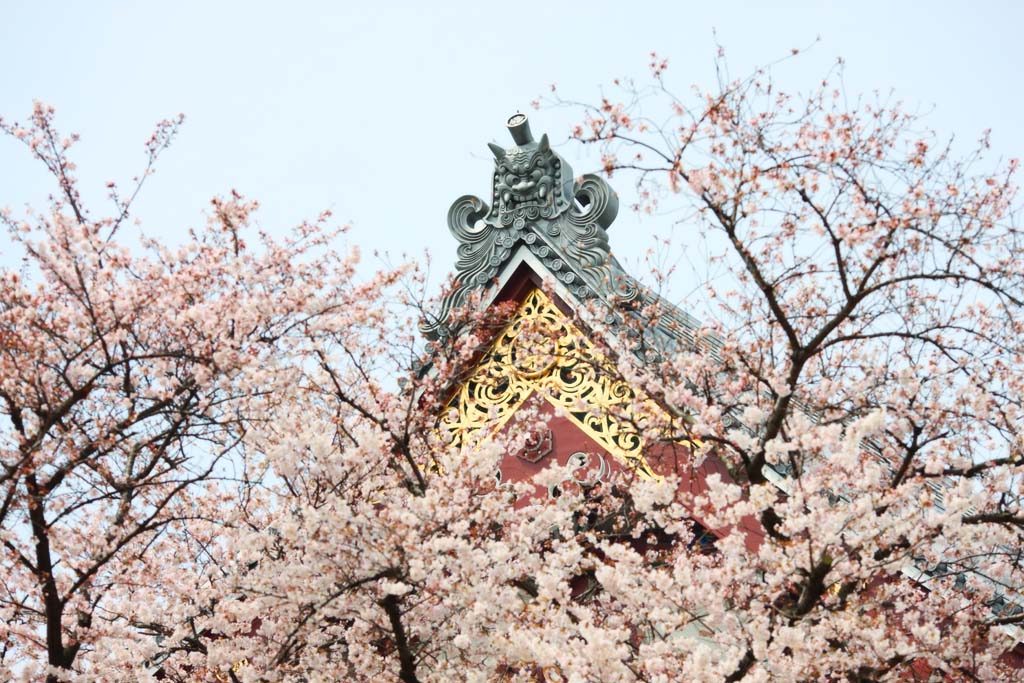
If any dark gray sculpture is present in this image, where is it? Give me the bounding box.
[423,114,640,338]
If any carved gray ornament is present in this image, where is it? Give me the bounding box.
[423,115,640,338]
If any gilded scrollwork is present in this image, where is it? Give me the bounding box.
[440,288,672,479]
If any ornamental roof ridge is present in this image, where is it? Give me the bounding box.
[422,114,642,339]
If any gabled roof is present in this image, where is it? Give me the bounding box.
[425,115,1024,651]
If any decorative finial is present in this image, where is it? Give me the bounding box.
[422,115,635,339]
[507,113,534,146]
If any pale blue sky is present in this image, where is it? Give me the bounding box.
[2,1,1021,296]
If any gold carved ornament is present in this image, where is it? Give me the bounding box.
[213,659,249,682]
[440,288,697,478]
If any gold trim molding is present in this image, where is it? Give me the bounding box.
[440,288,666,478]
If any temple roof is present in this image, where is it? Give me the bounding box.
[424,116,1024,644]
[422,114,708,356]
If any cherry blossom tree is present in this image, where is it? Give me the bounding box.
[3,47,1024,683]
[533,52,1024,680]
[184,52,1024,681]
[0,103,409,682]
